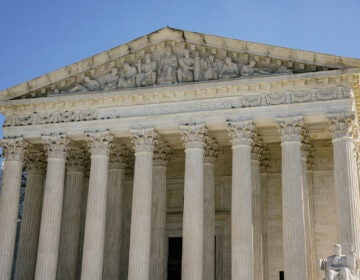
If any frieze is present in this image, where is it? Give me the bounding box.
[14,40,339,100]
[3,85,352,128]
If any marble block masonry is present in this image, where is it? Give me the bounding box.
[1,27,360,280]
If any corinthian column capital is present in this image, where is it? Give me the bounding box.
[1,137,26,162]
[109,141,129,167]
[276,116,304,142]
[204,137,219,163]
[227,120,256,146]
[86,131,113,156]
[67,144,88,171]
[42,134,68,159]
[301,134,311,160]
[130,128,158,153]
[153,140,172,166]
[25,145,46,171]
[328,113,358,140]
[260,147,270,173]
[251,137,264,161]
[180,123,207,149]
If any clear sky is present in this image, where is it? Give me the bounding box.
[0,0,359,137]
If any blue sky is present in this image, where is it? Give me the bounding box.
[0,0,359,138]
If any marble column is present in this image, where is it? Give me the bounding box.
[252,137,264,280]
[128,128,157,280]
[260,150,270,280]
[227,120,255,280]
[57,145,87,280]
[0,137,25,280]
[203,137,218,280]
[150,141,172,280]
[277,116,307,280]
[35,134,68,280]
[14,146,46,280]
[180,124,207,280]
[103,142,128,280]
[301,136,315,280]
[76,166,90,280]
[120,159,134,280]
[328,113,360,254]
[81,131,112,280]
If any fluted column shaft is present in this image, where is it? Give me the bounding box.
[128,128,157,280]
[329,113,360,253]
[301,139,314,280]
[0,138,25,280]
[103,144,127,280]
[57,145,87,280]
[150,142,171,280]
[203,139,218,280]
[277,117,307,280]
[252,140,263,280]
[228,120,255,280]
[180,124,207,280]
[81,131,112,280]
[260,171,269,280]
[120,168,134,280]
[150,162,167,280]
[35,135,68,280]
[15,148,46,280]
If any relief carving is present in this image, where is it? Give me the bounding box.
[158,46,178,84]
[23,40,342,99]
[136,53,157,87]
[4,85,352,128]
[103,68,119,90]
[118,63,137,88]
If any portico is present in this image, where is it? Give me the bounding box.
[0,27,360,280]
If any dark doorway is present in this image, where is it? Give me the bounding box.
[279,271,284,280]
[167,237,182,280]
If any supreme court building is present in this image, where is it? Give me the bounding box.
[0,27,360,280]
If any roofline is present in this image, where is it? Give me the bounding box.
[1,27,360,101]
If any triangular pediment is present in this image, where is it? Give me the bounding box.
[2,27,360,101]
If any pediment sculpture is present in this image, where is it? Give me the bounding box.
[318,244,360,280]
[23,42,308,99]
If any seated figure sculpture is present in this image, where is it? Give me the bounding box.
[103,67,119,90]
[177,49,194,83]
[118,63,137,88]
[319,244,359,280]
[219,56,238,79]
[158,46,178,84]
[203,55,218,81]
[136,53,157,87]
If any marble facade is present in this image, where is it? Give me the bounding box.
[0,27,360,280]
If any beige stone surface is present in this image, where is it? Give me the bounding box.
[180,124,206,280]
[329,114,360,255]
[252,148,263,280]
[128,128,156,280]
[278,117,308,280]
[150,159,168,280]
[0,138,25,280]
[119,178,133,280]
[103,161,125,280]
[14,151,45,280]
[80,132,111,280]
[203,148,217,280]
[35,135,67,280]
[228,120,255,280]
[57,166,85,280]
